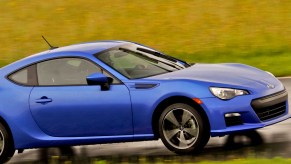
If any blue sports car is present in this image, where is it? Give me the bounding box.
[0,40,289,162]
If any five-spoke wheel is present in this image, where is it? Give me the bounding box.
[159,103,209,154]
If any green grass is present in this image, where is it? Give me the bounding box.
[54,157,291,164]
[0,0,291,75]
[197,158,291,164]
[176,47,291,76]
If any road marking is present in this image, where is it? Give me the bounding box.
[278,77,291,79]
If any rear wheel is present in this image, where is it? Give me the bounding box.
[0,123,15,163]
[158,103,209,154]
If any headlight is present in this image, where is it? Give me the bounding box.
[209,87,249,100]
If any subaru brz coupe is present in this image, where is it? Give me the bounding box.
[0,40,289,162]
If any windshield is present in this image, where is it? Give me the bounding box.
[95,45,186,79]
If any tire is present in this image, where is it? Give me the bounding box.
[0,123,15,163]
[158,103,210,154]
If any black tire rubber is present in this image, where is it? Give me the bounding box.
[158,103,210,154]
[0,123,15,163]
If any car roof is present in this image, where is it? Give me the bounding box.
[49,40,127,55]
[1,40,130,72]
[29,40,129,60]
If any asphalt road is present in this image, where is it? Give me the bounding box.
[8,77,291,163]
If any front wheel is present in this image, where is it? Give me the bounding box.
[158,103,209,154]
[0,123,15,163]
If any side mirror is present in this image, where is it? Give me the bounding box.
[86,73,113,91]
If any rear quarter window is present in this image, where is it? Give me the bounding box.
[8,65,37,86]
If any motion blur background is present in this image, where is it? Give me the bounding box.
[1,0,290,76]
[2,1,291,163]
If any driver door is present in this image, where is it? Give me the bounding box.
[29,57,132,137]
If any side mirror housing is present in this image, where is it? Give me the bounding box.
[86,73,113,91]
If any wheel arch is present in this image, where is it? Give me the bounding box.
[151,96,210,138]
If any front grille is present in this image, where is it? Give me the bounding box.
[251,89,288,121]
[254,102,286,121]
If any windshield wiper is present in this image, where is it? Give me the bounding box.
[119,48,178,71]
[137,47,176,62]
[136,47,191,68]
[119,48,158,64]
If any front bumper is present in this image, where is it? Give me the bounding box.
[210,113,290,136]
[201,89,290,137]
[251,89,287,121]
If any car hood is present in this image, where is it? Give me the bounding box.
[147,63,283,90]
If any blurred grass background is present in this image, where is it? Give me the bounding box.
[0,0,290,76]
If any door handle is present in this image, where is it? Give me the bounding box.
[35,96,53,105]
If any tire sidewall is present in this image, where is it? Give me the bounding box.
[0,123,15,163]
[158,103,209,154]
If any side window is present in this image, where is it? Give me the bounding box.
[37,58,102,86]
[8,65,37,86]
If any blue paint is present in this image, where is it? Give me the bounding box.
[0,40,288,151]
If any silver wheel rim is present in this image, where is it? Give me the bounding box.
[162,108,199,149]
[0,130,4,155]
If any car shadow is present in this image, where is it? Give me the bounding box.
[15,130,291,163]
[38,146,75,163]
[224,130,264,149]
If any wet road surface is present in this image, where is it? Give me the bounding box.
[8,78,291,163]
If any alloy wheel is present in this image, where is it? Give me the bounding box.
[162,108,199,149]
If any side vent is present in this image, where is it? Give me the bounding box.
[134,84,158,89]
